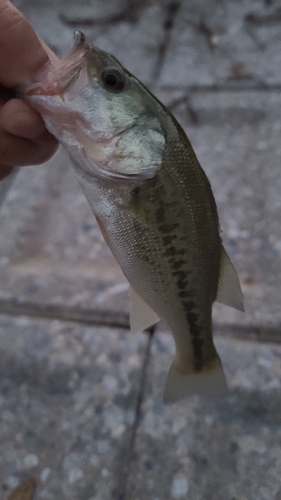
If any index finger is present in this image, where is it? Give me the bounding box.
[0,0,49,86]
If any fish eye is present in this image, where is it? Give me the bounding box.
[101,69,126,91]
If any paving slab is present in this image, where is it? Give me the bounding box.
[17,0,281,88]
[1,90,281,337]
[125,326,281,500]
[0,149,129,321]
[15,0,168,86]
[1,317,280,500]
[0,314,148,500]
[90,4,167,85]
[1,2,281,498]
[4,0,279,339]
[163,89,281,335]
[159,0,281,88]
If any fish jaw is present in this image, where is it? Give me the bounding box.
[24,31,91,104]
[23,32,165,184]
[23,32,96,135]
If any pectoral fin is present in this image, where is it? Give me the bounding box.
[130,288,160,334]
[215,245,244,312]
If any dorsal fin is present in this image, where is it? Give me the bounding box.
[215,245,244,312]
[130,288,160,334]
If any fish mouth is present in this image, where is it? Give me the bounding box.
[23,31,92,103]
[22,33,150,184]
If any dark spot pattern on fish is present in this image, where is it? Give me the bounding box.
[155,201,177,224]
[193,338,204,362]
[182,300,196,311]
[154,203,165,223]
[185,310,203,369]
[187,312,197,323]
[132,186,140,196]
[172,270,187,281]
[172,259,185,270]
[172,264,190,289]
[162,235,176,246]
[177,248,188,256]
[137,170,206,370]
[163,246,177,257]
[177,279,189,290]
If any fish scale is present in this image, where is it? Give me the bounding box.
[23,31,243,403]
[100,151,221,373]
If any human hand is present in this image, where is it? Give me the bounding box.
[0,0,59,181]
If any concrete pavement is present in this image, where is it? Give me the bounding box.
[1,0,281,498]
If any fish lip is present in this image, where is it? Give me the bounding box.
[22,33,151,185]
[23,31,92,99]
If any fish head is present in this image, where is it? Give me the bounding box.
[24,32,165,184]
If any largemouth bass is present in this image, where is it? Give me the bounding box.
[23,32,243,403]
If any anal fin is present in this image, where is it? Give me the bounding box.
[130,288,160,334]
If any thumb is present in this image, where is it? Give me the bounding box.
[0,0,50,86]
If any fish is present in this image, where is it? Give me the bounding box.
[23,31,243,403]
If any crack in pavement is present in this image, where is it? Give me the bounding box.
[196,19,218,51]
[0,298,281,344]
[0,297,130,329]
[116,327,155,500]
[59,0,149,27]
[245,7,281,26]
[162,81,281,94]
[151,0,181,84]
[167,93,199,124]
[214,324,281,345]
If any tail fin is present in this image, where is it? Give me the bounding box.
[163,356,227,404]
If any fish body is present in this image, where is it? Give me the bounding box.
[24,32,243,402]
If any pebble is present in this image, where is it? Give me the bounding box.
[171,478,189,497]
[68,467,84,484]
[41,468,51,482]
[23,454,39,468]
